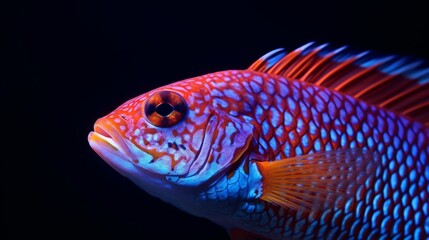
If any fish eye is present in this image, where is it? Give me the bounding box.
[144,91,187,128]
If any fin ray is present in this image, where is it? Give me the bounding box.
[256,149,377,212]
[248,43,429,125]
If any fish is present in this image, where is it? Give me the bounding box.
[88,42,429,239]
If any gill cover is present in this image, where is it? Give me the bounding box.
[166,110,254,187]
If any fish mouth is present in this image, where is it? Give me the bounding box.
[88,117,208,179]
[88,118,134,172]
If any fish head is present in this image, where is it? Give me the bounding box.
[88,80,254,198]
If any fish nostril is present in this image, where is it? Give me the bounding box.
[119,114,129,121]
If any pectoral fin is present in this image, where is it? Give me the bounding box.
[256,148,377,212]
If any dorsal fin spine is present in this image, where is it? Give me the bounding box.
[379,83,422,107]
[314,52,368,86]
[267,51,299,75]
[247,42,429,125]
[261,48,286,68]
[295,41,316,52]
[301,46,347,82]
[288,44,329,79]
[354,74,396,98]
[268,42,316,76]
[334,61,385,91]
[409,68,429,82]
[247,48,287,72]
[403,101,429,115]
[397,61,422,75]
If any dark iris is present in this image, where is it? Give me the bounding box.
[144,91,187,128]
[155,103,174,116]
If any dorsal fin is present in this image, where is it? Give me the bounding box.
[248,42,429,127]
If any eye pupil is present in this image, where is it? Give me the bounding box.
[155,103,174,116]
[144,91,187,128]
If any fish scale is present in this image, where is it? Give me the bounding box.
[199,70,428,239]
[88,43,429,239]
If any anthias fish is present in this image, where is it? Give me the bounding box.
[88,42,429,239]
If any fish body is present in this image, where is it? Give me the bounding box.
[88,43,429,239]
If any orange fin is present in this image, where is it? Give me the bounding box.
[255,148,377,212]
[229,228,269,240]
[248,42,429,126]
[247,48,287,73]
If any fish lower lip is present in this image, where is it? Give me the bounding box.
[88,130,135,177]
[88,131,121,154]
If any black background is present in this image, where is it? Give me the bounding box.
[4,1,429,239]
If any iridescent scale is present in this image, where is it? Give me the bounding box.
[197,70,429,239]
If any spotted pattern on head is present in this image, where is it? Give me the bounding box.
[100,73,253,185]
